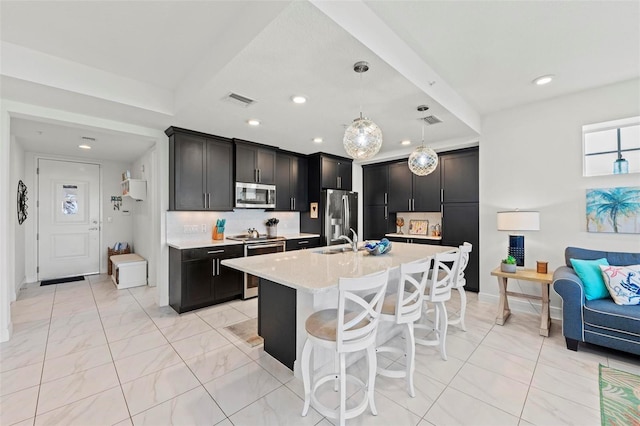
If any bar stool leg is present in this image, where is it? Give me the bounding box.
[457,286,467,331]
[405,323,416,397]
[438,302,448,361]
[366,344,378,416]
[301,339,312,416]
[339,352,347,426]
[334,352,340,392]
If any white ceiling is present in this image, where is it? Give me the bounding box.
[1,1,638,162]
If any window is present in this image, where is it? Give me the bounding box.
[583,116,640,176]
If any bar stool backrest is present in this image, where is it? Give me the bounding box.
[396,258,431,325]
[454,242,473,289]
[426,251,460,303]
[337,269,389,353]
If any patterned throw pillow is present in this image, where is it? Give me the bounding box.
[599,265,640,306]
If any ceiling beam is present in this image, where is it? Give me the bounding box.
[310,0,481,134]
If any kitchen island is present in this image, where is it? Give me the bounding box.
[222,242,456,377]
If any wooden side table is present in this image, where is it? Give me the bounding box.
[490,267,554,336]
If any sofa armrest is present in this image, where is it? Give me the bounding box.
[552,266,585,342]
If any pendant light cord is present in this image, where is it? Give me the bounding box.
[359,71,363,120]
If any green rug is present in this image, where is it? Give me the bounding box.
[599,364,640,426]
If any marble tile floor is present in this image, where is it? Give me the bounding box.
[1,274,638,426]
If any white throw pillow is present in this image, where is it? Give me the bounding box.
[599,265,640,306]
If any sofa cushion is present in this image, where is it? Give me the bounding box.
[565,247,640,267]
[600,265,640,305]
[584,298,640,338]
[570,258,610,300]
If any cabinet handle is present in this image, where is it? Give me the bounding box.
[337,176,341,189]
[258,169,261,183]
[441,188,444,203]
[293,197,296,210]
[212,259,216,276]
[216,259,220,276]
[207,250,224,254]
[298,241,309,245]
[384,193,387,204]
[384,206,388,219]
[412,199,415,211]
[408,199,411,211]
[208,193,211,209]
[203,193,206,208]
[254,169,257,182]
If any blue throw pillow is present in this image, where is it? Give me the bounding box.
[570,258,610,300]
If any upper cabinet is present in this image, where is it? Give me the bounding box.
[441,149,479,203]
[276,151,308,211]
[166,127,234,211]
[313,154,352,190]
[388,161,440,212]
[234,139,276,185]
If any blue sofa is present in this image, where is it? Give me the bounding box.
[552,247,640,356]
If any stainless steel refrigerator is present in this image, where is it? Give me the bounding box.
[321,189,358,246]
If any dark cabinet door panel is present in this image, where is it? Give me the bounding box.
[293,155,308,210]
[441,150,479,203]
[205,139,233,210]
[321,157,338,189]
[338,161,352,190]
[413,162,441,211]
[363,164,389,206]
[388,162,412,212]
[442,202,479,292]
[256,149,276,184]
[174,134,206,210]
[235,144,257,183]
[184,259,214,307]
[276,154,292,210]
[364,205,392,240]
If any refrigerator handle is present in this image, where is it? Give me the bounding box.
[343,195,349,236]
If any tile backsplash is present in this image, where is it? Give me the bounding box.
[166,210,300,241]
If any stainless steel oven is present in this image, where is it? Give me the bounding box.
[228,235,286,299]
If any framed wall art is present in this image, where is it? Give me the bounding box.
[586,186,640,233]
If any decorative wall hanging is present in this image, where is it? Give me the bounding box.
[587,187,640,233]
[17,180,28,224]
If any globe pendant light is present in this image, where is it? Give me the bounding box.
[343,61,382,160]
[408,105,438,176]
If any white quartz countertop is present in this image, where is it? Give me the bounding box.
[221,242,456,293]
[385,233,442,241]
[167,233,321,250]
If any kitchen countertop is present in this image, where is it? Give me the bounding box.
[385,233,442,241]
[221,242,456,293]
[167,233,320,250]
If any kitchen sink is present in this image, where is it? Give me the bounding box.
[314,247,360,255]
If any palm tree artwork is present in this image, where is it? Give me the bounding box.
[587,187,640,233]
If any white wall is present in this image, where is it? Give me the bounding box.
[10,136,26,299]
[479,79,640,317]
[131,148,156,285]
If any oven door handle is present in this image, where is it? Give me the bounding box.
[246,243,285,250]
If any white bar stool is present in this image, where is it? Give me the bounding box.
[301,269,389,426]
[415,250,460,360]
[448,242,473,331]
[374,258,431,397]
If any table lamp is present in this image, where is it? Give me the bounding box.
[497,210,540,267]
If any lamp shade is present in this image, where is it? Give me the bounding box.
[497,211,540,231]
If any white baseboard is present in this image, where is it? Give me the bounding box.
[0,321,13,343]
[478,292,562,321]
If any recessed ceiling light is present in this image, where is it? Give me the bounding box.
[292,95,307,104]
[247,119,261,126]
[78,144,92,150]
[313,137,323,143]
[533,75,554,86]
[401,140,411,146]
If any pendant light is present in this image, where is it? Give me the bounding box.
[408,105,438,176]
[613,128,629,174]
[343,61,383,160]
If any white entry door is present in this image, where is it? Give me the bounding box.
[38,159,100,280]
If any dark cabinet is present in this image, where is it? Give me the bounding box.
[388,161,440,212]
[442,202,479,292]
[166,127,233,211]
[320,156,352,190]
[276,152,308,211]
[169,245,243,313]
[285,237,320,251]
[363,164,393,240]
[234,140,276,184]
[441,150,479,203]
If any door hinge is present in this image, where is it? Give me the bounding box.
[37,266,39,273]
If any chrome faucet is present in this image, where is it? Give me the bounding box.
[338,228,358,252]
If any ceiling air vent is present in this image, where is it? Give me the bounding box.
[421,115,442,125]
[223,92,256,108]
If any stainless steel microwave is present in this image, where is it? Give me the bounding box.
[235,182,276,208]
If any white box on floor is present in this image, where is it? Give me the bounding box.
[110,253,147,289]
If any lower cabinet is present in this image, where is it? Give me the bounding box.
[286,237,320,251]
[169,245,243,313]
[387,236,442,245]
